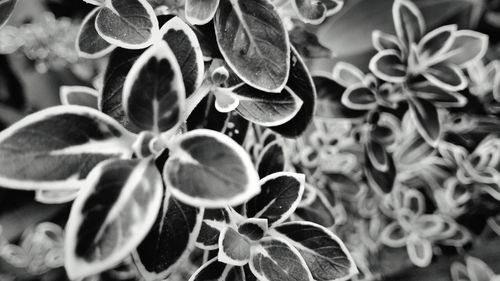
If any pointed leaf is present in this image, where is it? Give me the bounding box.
[364,139,396,195]
[0,0,16,29]
[245,172,305,227]
[134,195,203,280]
[272,221,358,281]
[444,30,488,68]
[95,0,159,49]
[408,96,441,147]
[332,62,365,88]
[164,129,260,208]
[0,106,134,190]
[35,189,79,204]
[197,208,232,250]
[215,0,290,92]
[372,30,402,52]
[256,140,286,178]
[64,158,163,280]
[123,41,185,133]
[160,16,204,98]
[296,188,337,228]
[249,237,313,281]
[238,218,267,241]
[60,86,99,109]
[423,63,467,91]
[393,0,425,48]
[77,7,115,59]
[417,24,457,63]
[186,0,220,25]
[292,0,342,25]
[218,227,251,266]
[369,49,407,83]
[406,234,432,268]
[341,84,377,110]
[411,82,467,108]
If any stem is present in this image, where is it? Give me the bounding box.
[184,80,213,119]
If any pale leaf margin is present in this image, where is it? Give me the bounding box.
[185,0,220,25]
[60,86,99,106]
[75,7,116,59]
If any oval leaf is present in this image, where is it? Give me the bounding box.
[0,106,134,190]
[408,96,441,147]
[218,227,251,266]
[60,86,99,109]
[95,0,159,49]
[272,221,358,281]
[245,172,305,227]
[185,0,220,25]
[64,158,163,280]
[215,0,290,92]
[123,41,185,133]
[256,140,286,178]
[76,7,115,59]
[164,129,260,208]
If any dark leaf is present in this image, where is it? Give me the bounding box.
[76,7,115,59]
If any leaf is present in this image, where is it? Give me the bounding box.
[408,96,441,147]
[123,41,185,133]
[95,0,159,49]
[76,7,115,59]
[164,129,260,208]
[417,24,457,63]
[64,158,163,280]
[249,237,313,281]
[380,221,407,248]
[423,63,467,91]
[185,0,220,25]
[364,139,396,195]
[189,257,244,281]
[444,30,488,68]
[35,189,79,204]
[218,227,251,266]
[256,140,286,178]
[233,84,303,127]
[341,84,377,110]
[270,47,316,138]
[245,172,305,227]
[134,195,203,280]
[271,221,358,281]
[292,0,343,25]
[160,16,205,98]
[60,86,99,109]
[369,49,407,83]
[411,82,467,108]
[466,256,495,281]
[332,62,365,88]
[393,0,425,50]
[372,30,402,52]
[406,234,432,268]
[238,218,267,241]
[197,208,231,250]
[0,106,135,190]
[289,24,333,59]
[0,0,16,29]
[214,0,290,92]
[295,188,337,228]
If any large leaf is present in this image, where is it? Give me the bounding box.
[101,48,143,132]
[64,158,163,280]
[249,237,313,281]
[95,0,159,49]
[270,47,316,137]
[271,221,358,281]
[164,129,260,208]
[134,195,203,280]
[123,41,185,133]
[160,16,204,98]
[0,106,134,190]
[245,172,305,227]
[76,7,115,59]
[215,0,290,92]
[185,0,220,25]
[0,0,16,29]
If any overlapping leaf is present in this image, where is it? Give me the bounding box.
[189,258,249,281]
[0,106,135,190]
[76,7,115,59]
[364,138,396,195]
[292,0,343,25]
[197,208,231,250]
[185,0,220,25]
[218,227,252,266]
[60,86,99,109]
[408,96,441,147]
[256,140,286,178]
[164,129,260,208]
[65,158,163,280]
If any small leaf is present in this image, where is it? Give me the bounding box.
[444,30,489,68]
[332,62,365,88]
[60,86,99,109]
[134,195,203,280]
[423,63,467,91]
[0,0,16,29]
[372,30,402,52]
[411,82,467,108]
[123,41,185,133]
[164,129,260,208]
[64,158,163,280]
[214,88,240,113]
[238,218,267,241]
[215,0,290,92]
[256,140,286,178]
[289,24,333,59]
[292,0,343,25]
[393,0,425,49]
[406,234,432,268]
[270,47,316,138]
[218,227,251,266]
[35,189,79,204]
[408,96,441,147]
[364,139,396,195]
[272,221,358,281]
[341,84,377,110]
[245,172,305,227]
[197,208,231,250]
[160,16,205,98]
[249,237,313,281]
[417,24,457,63]
[76,7,115,59]
[101,48,143,132]
[380,221,407,248]
[95,0,159,49]
[0,106,135,190]
[185,0,220,25]
[369,49,407,83]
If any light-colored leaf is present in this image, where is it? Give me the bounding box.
[185,0,220,25]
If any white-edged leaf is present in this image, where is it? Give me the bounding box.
[164,129,260,208]
[380,221,407,248]
[197,208,231,250]
[76,7,115,59]
[215,0,290,92]
[466,256,495,281]
[364,138,396,195]
[160,16,204,98]
[249,237,314,281]
[35,189,79,204]
[393,0,425,49]
[0,106,135,190]
[369,49,407,83]
[411,82,467,108]
[218,226,251,266]
[332,62,365,88]
[214,88,240,113]
[271,221,358,281]
[134,195,203,280]
[256,140,286,178]
[423,63,468,92]
[372,30,402,53]
[95,0,159,49]
[341,84,377,110]
[444,30,489,68]
[64,158,163,280]
[292,0,343,25]
[408,96,441,147]
[245,172,305,227]
[0,0,16,29]
[296,188,337,228]
[238,218,267,241]
[417,24,457,64]
[185,0,220,25]
[60,86,99,109]
[123,40,185,133]
[406,234,432,268]
[189,257,243,281]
